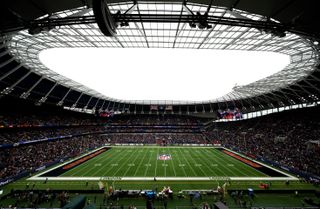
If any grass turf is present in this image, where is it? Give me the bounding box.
[58,147,268,178]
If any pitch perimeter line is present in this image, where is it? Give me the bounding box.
[28,176,297,181]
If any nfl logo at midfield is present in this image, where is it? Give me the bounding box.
[158,154,172,160]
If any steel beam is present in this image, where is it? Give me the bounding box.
[3,13,314,38]
[20,77,43,99]
[37,82,58,104]
[1,71,32,96]
[57,88,72,106]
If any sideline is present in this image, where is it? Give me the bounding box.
[28,176,297,181]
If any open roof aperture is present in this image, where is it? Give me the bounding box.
[39,48,290,102]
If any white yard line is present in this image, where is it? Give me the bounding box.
[171,149,188,177]
[185,149,210,177]
[143,148,156,176]
[169,149,177,177]
[122,148,146,177]
[91,147,132,176]
[177,148,199,176]
[133,148,150,176]
[154,147,160,177]
[111,148,137,177]
[194,149,219,176]
[163,148,167,177]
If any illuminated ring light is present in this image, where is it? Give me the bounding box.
[5,1,319,105]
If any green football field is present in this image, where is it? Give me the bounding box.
[3,146,316,208]
[53,147,268,178]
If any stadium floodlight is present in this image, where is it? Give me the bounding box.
[195,12,212,29]
[28,25,53,35]
[92,0,117,36]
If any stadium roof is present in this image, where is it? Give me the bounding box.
[0,0,320,114]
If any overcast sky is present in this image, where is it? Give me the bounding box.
[39,48,290,102]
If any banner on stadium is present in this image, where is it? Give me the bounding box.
[150,105,158,111]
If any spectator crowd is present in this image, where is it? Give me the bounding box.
[101,133,207,144]
[0,135,110,180]
[208,106,320,177]
[1,99,320,182]
[0,126,104,144]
